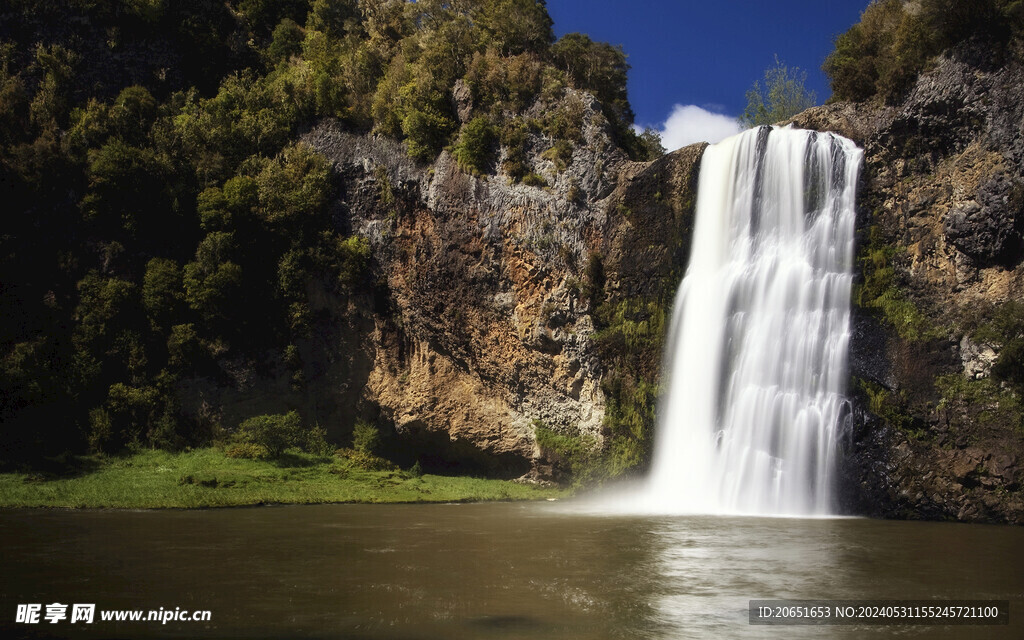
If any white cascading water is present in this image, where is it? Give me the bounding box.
[640,125,862,516]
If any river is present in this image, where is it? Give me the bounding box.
[1,503,1022,639]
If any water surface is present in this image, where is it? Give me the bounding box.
[1,503,1021,639]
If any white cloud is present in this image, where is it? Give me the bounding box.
[655,104,743,151]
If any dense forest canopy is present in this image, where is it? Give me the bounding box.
[0,0,659,463]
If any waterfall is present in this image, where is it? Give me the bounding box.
[642,125,862,516]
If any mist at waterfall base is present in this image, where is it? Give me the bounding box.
[589,125,863,517]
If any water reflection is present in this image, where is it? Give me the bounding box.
[0,503,1021,639]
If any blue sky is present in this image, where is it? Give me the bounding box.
[546,0,869,149]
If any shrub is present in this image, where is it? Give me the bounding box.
[225,442,271,459]
[237,411,302,458]
[500,119,531,181]
[352,419,381,455]
[521,172,546,187]
[304,424,333,456]
[452,116,497,175]
[541,139,573,171]
[335,447,397,471]
[267,18,305,63]
[402,103,457,162]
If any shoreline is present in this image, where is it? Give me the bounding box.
[0,448,568,510]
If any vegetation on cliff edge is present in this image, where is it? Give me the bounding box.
[0,0,655,470]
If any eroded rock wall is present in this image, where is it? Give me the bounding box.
[299,91,701,478]
[791,44,1024,523]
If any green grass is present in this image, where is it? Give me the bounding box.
[0,448,568,509]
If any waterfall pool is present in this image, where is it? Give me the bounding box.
[2,503,1021,639]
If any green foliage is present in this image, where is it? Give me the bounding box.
[82,138,174,239]
[583,252,605,314]
[237,411,303,458]
[970,301,1024,391]
[326,234,371,289]
[167,323,202,371]
[267,18,306,63]
[593,299,666,355]
[303,424,333,456]
[521,172,546,187]
[472,0,554,56]
[306,0,360,39]
[823,0,1024,104]
[452,116,497,174]
[992,339,1024,388]
[550,32,632,127]
[142,258,182,332]
[631,127,665,161]
[0,448,567,508]
[855,226,936,341]
[224,442,271,460]
[499,118,532,181]
[401,100,457,162]
[335,446,398,471]
[183,232,244,324]
[256,143,332,227]
[972,301,1024,345]
[740,56,817,127]
[857,378,921,437]
[352,419,381,455]
[935,374,1024,432]
[90,382,166,452]
[533,420,599,486]
[541,139,573,172]
[600,375,658,475]
[0,0,650,464]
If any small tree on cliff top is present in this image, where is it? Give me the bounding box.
[740,56,817,127]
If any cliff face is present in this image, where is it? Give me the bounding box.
[180,40,1023,521]
[249,91,699,479]
[791,43,1024,524]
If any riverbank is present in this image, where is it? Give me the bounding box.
[0,448,568,509]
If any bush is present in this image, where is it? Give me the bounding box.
[225,442,271,459]
[335,447,397,471]
[267,18,304,63]
[452,116,497,175]
[352,419,380,455]
[402,103,457,162]
[237,411,302,458]
[304,424,333,456]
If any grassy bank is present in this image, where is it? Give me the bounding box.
[0,448,567,509]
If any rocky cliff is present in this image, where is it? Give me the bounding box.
[791,41,1024,524]
[177,39,1024,523]
[215,89,698,480]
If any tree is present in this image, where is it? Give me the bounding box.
[237,411,303,457]
[551,32,633,126]
[740,56,817,128]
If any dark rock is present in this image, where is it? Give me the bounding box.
[944,173,1024,265]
